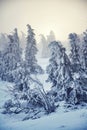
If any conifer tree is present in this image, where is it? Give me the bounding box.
[47,41,72,101]
[69,33,81,72]
[2,28,22,81]
[82,30,87,70]
[25,24,43,74]
[40,34,48,58]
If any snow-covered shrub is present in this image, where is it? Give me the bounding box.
[2,99,14,114]
[4,72,56,117]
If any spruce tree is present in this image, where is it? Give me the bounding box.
[25,24,43,74]
[47,41,72,101]
[82,30,87,70]
[13,28,22,63]
[2,28,22,81]
[0,51,4,79]
[40,34,48,58]
[69,33,81,72]
[68,33,87,104]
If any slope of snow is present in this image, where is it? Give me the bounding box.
[0,104,87,130]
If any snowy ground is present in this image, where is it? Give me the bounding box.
[0,58,87,130]
[0,107,87,130]
[37,57,52,91]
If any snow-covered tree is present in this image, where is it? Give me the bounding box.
[69,33,81,72]
[82,30,87,70]
[20,31,26,49]
[40,31,56,58]
[40,34,48,58]
[68,33,87,104]
[13,28,22,63]
[0,51,4,79]
[0,33,9,51]
[47,31,56,44]
[25,24,43,74]
[46,31,56,57]
[2,28,22,81]
[47,41,72,101]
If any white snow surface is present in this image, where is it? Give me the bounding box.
[36,57,52,91]
[0,58,87,130]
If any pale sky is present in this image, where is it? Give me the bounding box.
[0,0,87,41]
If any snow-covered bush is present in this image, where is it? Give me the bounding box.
[2,72,56,118]
[2,99,14,114]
